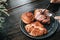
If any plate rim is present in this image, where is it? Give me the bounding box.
[20,19,58,39]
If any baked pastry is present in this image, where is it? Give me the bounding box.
[25,21,47,36]
[34,9,50,24]
[21,12,34,24]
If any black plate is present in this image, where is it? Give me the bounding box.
[20,14,58,39]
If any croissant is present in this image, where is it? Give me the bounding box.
[25,21,47,36]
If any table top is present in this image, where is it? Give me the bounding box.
[3,0,60,40]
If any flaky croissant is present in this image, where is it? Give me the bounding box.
[25,21,47,36]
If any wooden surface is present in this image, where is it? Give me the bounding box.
[3,0,60,40]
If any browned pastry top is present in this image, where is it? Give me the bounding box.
[21,12,34,24]
[25,21,47,36]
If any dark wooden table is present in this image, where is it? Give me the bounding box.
[3,0,60,40]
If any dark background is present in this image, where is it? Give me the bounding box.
[1,0,60,40]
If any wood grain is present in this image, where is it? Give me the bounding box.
[4,0,60,40]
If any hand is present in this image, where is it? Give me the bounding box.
[50,0,60,3]
[54,16,60,20]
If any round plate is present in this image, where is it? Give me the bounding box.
[20,17,58,39]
